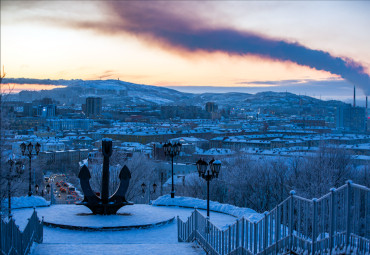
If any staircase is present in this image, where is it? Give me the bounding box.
[33,243,204,255]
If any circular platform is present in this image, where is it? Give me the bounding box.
[36,204,175,231]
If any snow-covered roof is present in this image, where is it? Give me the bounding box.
[196,148,235,156]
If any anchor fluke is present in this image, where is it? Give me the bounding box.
[78,165,100,204]
[119,165,131,180]
[109,165,132,204]
[78,165,91,180]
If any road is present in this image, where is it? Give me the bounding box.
[44,174,82,204]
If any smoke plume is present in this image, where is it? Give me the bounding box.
[68,2,370,95]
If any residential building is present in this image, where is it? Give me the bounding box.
[205,102,218,113]
[336,106,366,132]
[86,97,102,117]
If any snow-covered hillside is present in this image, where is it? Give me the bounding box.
[3,78,347,108]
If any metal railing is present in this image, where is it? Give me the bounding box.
[0,208,43,255]
[178,181,370,254]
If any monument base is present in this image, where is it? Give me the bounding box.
[31,204,176,231]
[77,201,134,215]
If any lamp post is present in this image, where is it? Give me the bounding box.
[7,158,24,218]
[46,183,55,204]
[163,142,181,198]
[46,183,51,194]
[20,142,41,196]
[196,158,221,217]
[141,182,157,204]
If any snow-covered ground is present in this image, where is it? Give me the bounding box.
[10,196,245,255]
[153,195,262,221]
[1,196,49,210]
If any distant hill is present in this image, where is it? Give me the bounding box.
[3,78,348,110]
[3,78,191,106]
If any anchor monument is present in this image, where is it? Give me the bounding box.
[78,139,132,214]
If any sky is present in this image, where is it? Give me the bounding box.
[1,1,369,102]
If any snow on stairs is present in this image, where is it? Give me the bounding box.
[32,243,205,255]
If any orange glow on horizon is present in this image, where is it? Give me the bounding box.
[1,84,67,94]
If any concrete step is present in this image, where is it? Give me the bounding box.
[32,243,205,255]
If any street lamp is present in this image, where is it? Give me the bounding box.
[163,142,181,198]
[141,182,146,196]
[46,184,51,194]
[20,142,41,196]
[7,158,24,218]
[196,158,221,217]
[152,183,157,193]
[141,182,157,204]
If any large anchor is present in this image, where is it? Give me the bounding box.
[78,139,133,215]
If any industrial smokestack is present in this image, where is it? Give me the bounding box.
[353,86,356,107]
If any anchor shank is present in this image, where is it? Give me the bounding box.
[101,139,112,204]
[101,156,110,204]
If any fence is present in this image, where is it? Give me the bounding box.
[0,208,43,255]
[178,181,370,254]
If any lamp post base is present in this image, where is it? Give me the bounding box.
[171,191,175,198]
[28,191,33,196]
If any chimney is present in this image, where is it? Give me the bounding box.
[353,86,356,107]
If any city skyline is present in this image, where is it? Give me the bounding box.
[1,1,369,101]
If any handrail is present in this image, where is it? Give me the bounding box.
[335,183,348,192]
[178,181,370,255]
[351,182,370,191]
[316,192,331,202]
[0,208,43,255]
[276,196,291,208]
[293,195,313,203]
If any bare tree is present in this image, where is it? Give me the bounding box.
[0,156,35,217]
[352,161,370,188]
[291,145,353,198]
[124,153,157,203]
[0,67,8,215]
[88,152,157,203]
[177,172,206,199]
[178,144,357,213]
